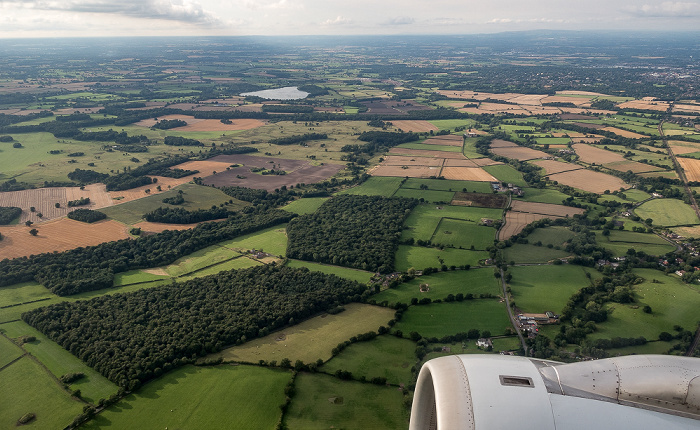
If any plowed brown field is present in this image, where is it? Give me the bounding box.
[490,145,548,161]
[0,218,129,260]
[510,201,585,217]
[573,143,625,164]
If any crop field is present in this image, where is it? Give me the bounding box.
[100,183,244,225]
[547,168,629,193]
[482,164,527,187]
[339,176,403,197]
[286,260,374,284]
[395,300,511,339]
[519,188,569,204]
[321,335,415,385]
[390,120,439,132]
[0,354,84,430]
[589,269,700,342]
[422,135,464,147]
[572,143,623,163]
[601,127,649,139]
[373,269,502,305]
[401,204,502,242]
[431,219,495,249]
[499,203,583,241]
[440,166,499,181]
[217,224,289,257]
[429,119,476,131]
[395,246,488,272]
[285,372,407,430]
[210,304,395,364]
[397,142,463,153]
[370,164,441,178]
[282,197,329,215]
[509,265,597,314]
[531,159,583,175]
[669,140,700,155]
[503,244,570,264]
[635,199,700,227]
[83,365,290,430]
[511,201,584,217]
[0,218,129,260]
[388,147,469,159]
[604,160,664,174]
[1,321,118,403]
[677,157,700,182]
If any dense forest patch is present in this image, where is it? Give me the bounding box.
[23,265,367,389]
[286,195,417,273]
[0,206,21,224]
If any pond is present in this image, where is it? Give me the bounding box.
[240,86,309,100]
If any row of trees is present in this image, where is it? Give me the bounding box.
[0,207,294,295]
[269,132,327,145]
[67,209,107,223]
[23,265,368,389]
[286,195,418,273]
[143,206,231,224]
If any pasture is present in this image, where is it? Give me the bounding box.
[162,245,242,277]
[393,188,455,203]
[508,265,598,314]
[282,197,329,215]
[635,199,699,227]
[395,246,488,271]
[595,230,675,257]
[401,204,503,243]
[209,304,395,364]
[285,373,407,430]
[525,226,575,246]
[285,260,374,284]
[503,244,570,264]
[397,142,463,153]
[589,268,700,341]
[217,224,289,257]
[519,188,569,204]
[99,183,244,225]
[82,365,291,430]
[431,219,495,250]
[0,281,54,307]
[338,176,403,197]
[373,269,502,305]
[394,300,511,339]
[402,178,490,192]
[482,164,527,186]
[321,335,416,385]
[0,355,84,430]
[1,321,118,403]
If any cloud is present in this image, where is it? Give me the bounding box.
[321,15,352,26]
[385,16,414,25]
[242,0,302,11]
[0,0,220,25]
[627,1,700,17]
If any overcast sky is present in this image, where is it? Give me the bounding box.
[0,0,699,38]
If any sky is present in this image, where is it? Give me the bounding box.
[0,0,699,38]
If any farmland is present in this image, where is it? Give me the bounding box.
[509,265,598,314]
[635,199,700,227]
[395,245,488,271]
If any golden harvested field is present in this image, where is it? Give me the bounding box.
[673,104,700,114]
[135,114,265,131]
[391,120,438,133]
[677,157,700,182]
[0,184,113,224]
[132,221,198,234]
[469,158,503,167]
[603,160,663,174]
[370,165,441,178]
[499,212,556,240]
[510,201,585,217]
[572,137,604,143]
[108,176,192,203]
[601,127,648,139]
[381,155,444,167]
[531,159,583,175]
[671,225,700,238]
[490,145,548,161]
[617,100,670,112]
[508,94,547,105]
[442,159,481,167]
[0,218,128,260]
[573,143,625,164]
[423,135,463,146]
[440,167,498,181]
[172,160,233,177]
[388,148,468,159]
[557,90,607,96]
[490,140,518,148]
[540,96,592,106]
[548,169,629,193]
[471,103,532,115]
[669,140,700,154]
[638,171,679,180]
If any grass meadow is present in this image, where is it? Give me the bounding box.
[82,365,291,430]
[338,176,403,197]
[285,259,374,284]
[635,199,700,227]
[373,269,502,306]
[395,246,489,271]
[595,230,675,257]
[285,372,407,430]
[503,244,571,264]
[431,219,495,250]
[218,224,289,257]
[210,304,395,364]
[392,188,455,203]
[402,178,489,192]
[519,188,569,204]
[401,204,503,243]
[483,165,527,187]
[321,335,416,385]
[508,265,599,314]
[282,197,329,214]
[395,300,511,339]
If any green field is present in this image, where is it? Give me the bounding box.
[162,244,242,277]
[210,304,395,364]
[503,244,571,264]
[0,334,24,369]
[112,270,169,286]
[285,372,407,430]
[589,268,700,342]
[0,281,54,307]
[429,119,475,131]
[595,230,675,257]
[339,176,403,197]
[1,321,118,403]
[401,204,502,243]
[525,226,575,246]
[392,188,455,203]
[83,365,291,430]
[535,137,572,145]
[520,188,569,204]
[177,256,261,280]
[373,269,501,305]
[286,260,374,284]
[431,218,495,249]
[483,165,527,187]
[509,265,598,314]
[218,224,289,257]
[396,142,462,152]
[100,183,246,225]
[395,300,511,339]
[462,137,485,158]
[402,178,491,193]
[635,199,700,227]
[322,335,416,385]
[0,355,84,430]
[282,197,330,214]
[395,245,488,271]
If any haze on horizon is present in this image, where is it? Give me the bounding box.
[0,0,699,39]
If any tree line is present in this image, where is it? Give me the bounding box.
[143,206,231,224]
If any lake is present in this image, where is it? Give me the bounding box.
[240,86,309,100]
